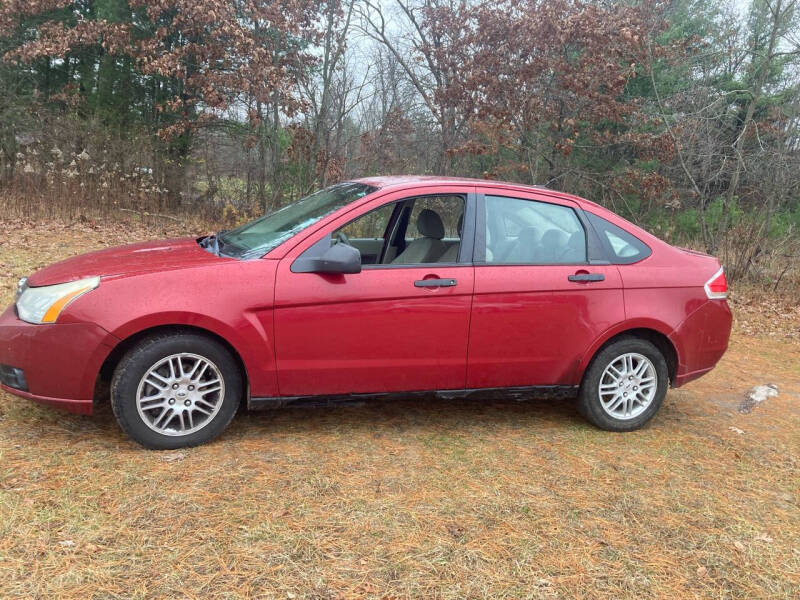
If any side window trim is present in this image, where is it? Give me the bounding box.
[457,191,477,264]
[376,201,408,265]
[475,193,591,266]
[380,200,411,263]
[474,193,487,263]
[574,207,611,265]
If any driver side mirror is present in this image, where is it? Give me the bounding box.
[291,237,362,274]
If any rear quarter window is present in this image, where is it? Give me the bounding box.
[586,212,651,264]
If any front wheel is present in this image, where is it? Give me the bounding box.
[577,337,668,431]
[111,332,242,449]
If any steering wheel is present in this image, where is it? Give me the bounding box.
[335,231,350,246]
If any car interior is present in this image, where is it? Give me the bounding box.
[332,195,465,265]
[331,193,588,266]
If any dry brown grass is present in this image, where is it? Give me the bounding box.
[0,217,798,599]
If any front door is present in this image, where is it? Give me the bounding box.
[273,187,475,397]
[467,192,624,389]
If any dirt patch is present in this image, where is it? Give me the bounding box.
[0,218,799,599]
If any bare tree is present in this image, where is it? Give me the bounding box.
[356,0,472,173]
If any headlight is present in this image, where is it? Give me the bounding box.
[15,277,27,303]
[16,277,100,324]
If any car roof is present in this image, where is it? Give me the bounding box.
[350,175,602,210]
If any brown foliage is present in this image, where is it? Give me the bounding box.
[451,0,664,183]
[2,1,321,137]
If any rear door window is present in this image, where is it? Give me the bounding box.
[484,195,587,264]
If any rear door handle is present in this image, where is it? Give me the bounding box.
[568,273,605,282]
[414,278,457,288]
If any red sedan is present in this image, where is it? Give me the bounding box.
[0,177,732,448]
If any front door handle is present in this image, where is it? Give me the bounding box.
[568,273,605,282]
[414,278,457,288]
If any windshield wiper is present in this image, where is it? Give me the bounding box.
[216,232,228,255]
[199,233,222,256]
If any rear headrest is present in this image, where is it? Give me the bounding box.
[541,229,568,247]
[517,226,540,246]
[567,230,584,249]
[564,230,586,261]
[417,209,445,240]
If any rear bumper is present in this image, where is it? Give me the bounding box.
[670,299,732,387]
[673,366,715,387]
[0,305,119,415]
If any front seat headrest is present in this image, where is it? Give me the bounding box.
[417,209,445,240]
[456,214,464,237]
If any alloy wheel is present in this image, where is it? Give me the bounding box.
[135,353,225,436]
[597,352,657,420]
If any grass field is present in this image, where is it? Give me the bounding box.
[1,218,798,599]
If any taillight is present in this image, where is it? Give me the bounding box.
[704,267,728,299]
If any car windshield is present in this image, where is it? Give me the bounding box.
[217,182,376,259]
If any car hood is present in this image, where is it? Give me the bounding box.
[26,237,229,286]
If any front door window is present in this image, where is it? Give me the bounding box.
[332,194,466,265]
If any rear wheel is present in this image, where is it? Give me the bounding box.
[578,337,668,431]
[111,332,242,449]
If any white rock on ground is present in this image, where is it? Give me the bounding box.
[749,384,779,403]
[739,384,779,413]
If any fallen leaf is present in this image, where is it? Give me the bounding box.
[447,523,466,538]
[734,541,745,552]
[696,566,707,577]
[161,452,186,462]
[728,426,745,435]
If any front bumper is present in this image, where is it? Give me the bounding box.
[0,305,119,414]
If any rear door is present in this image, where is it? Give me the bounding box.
[273,186,476,397]
[467,190,624,388]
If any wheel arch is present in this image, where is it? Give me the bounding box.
[578,322,679,385]
[94,324,250,404]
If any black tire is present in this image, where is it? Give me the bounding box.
[577,337,668,432]
[111,332,242,449]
